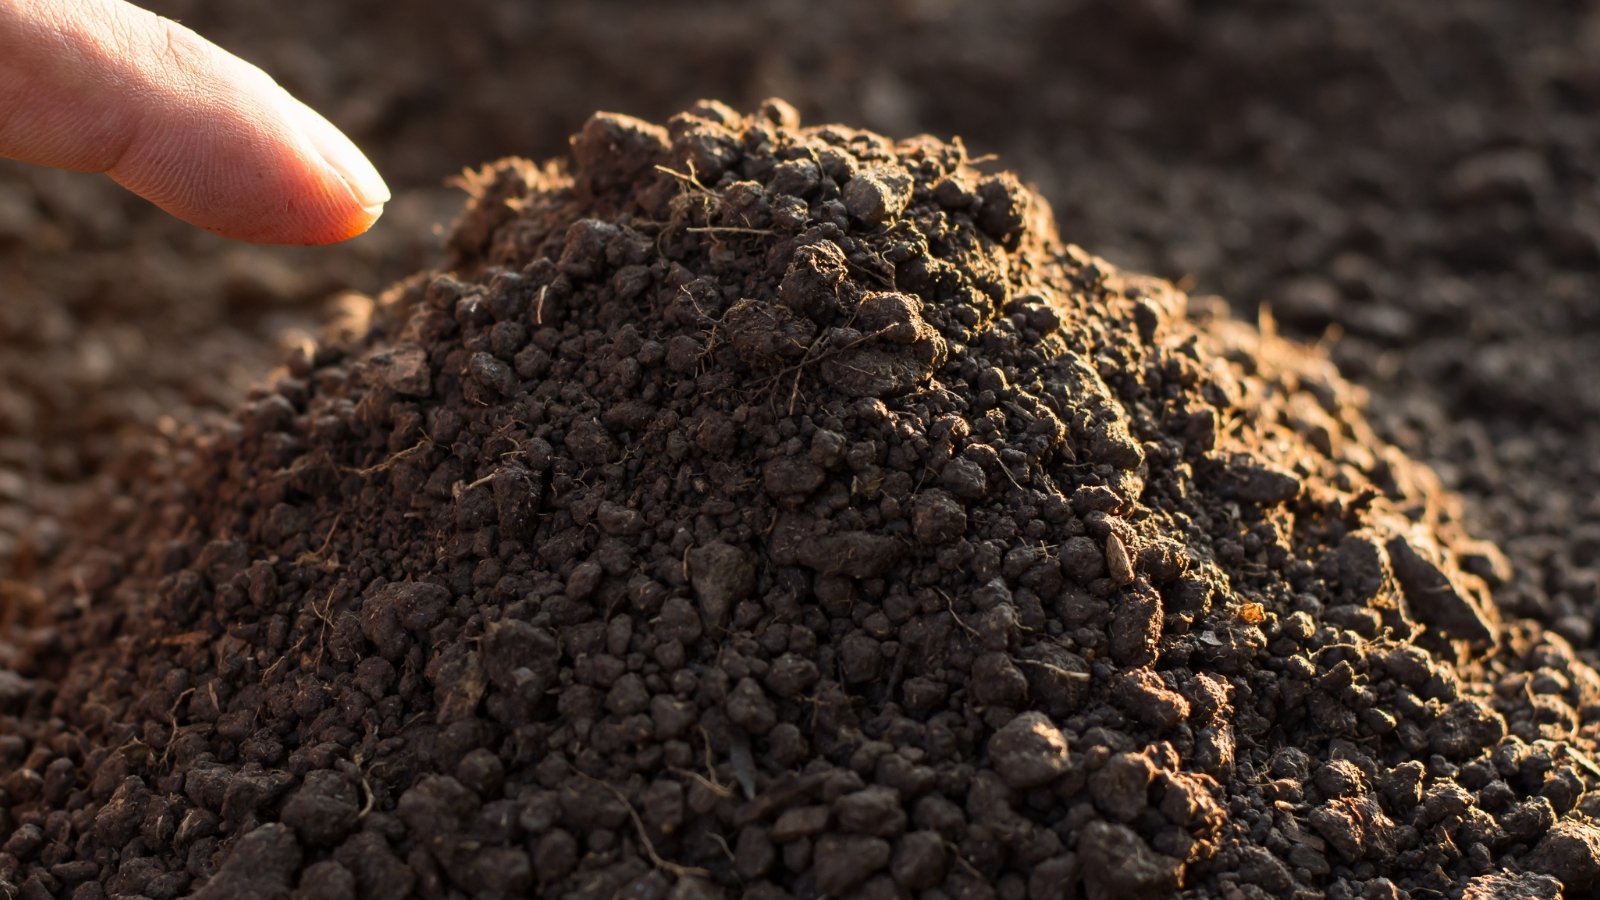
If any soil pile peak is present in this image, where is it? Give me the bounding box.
[3,101,1598,899]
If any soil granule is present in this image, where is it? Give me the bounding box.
[4,103,1600,899]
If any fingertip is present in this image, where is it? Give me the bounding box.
[243,151,389,246]
[265,99,389,244]
[110,124,388,246]
[212,196,386,246]
[287,99,390,213]
[1,0,390,245]
[309,201,387,246]
[216,98,389,244]
[170,81,390,244]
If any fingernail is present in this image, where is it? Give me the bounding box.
[290,98,390,212]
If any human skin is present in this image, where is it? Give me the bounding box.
[0,0,388,244]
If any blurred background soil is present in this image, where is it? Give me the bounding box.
[1,0,1596,647]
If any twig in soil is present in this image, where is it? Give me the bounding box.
[758,324,899,417]
[655,163,722,245]
[668,766,734,799]
[578,772,710,878]
[113,736,155,773]
[935,588,980,639]
[843,257,895,289]
[261,631,310,684]
[309,587,338,667]
[698,725,733,795]
[350,754,377,819]
[294,513,344,568]
[1015,657,1092,681]
[343,438,435,478]
[156,687,196,770]
[676,284,733,364]
[654,164,713,195]
[533,285,550,326]
[667,723,737,799]
[685,226,777,237]
[706,831,738,866]
[993,456,1026,492]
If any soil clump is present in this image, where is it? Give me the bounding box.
[5,104,1600,899]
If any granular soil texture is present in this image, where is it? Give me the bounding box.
[6,104,1600,899]
[7,1,1599,689]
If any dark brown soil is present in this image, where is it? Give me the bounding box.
[1,3,1598,900]
[3,103,1599,899]
[3,1,1597,635]
[4,0,1596,652]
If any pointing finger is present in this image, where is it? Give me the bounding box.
[0,0,389,244]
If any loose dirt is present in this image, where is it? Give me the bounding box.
[3,104,1598,899]
[4,2,1598,669]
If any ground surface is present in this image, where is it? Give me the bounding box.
[0,0,1597,896]
[3,99,1594,900]
[3,0,1596,647]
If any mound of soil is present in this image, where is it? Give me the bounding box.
[4,103,1599,899]
[6,4,1598,716]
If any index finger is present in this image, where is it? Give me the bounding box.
[0,0,389,244]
